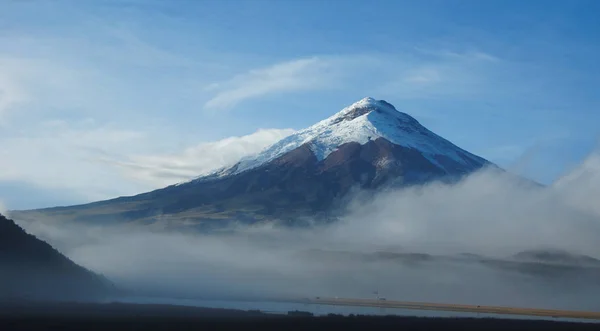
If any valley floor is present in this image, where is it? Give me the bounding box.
[1,301,599,331]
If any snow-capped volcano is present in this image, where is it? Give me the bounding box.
[14,98,493,227]
[214,97,487,178]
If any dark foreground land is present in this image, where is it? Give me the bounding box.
[1,302,599,331]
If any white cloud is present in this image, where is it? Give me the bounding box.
[0,120,150,201]
[204,57,334,111]
[0,74,26,119]
[204,51,498,111]
[339,169,600,258]
[0,55,114,124]
[0,121,293,206]
[554,151,600,215]
[345,49,507,104]
[88,25,204,68]
[100,128,295,188]
[413,48,500,62]
[404,67,443,84]
[468,51,501,62]
[0,25,217,127]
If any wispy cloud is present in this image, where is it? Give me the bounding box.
[0,120,149,202]
[403,67,443,84]
[98,128,295,188]
[202,50,501,111]
[554,151,600,215]
[0,73,26,119]
[204,57,334,111]
[0,20,218,127]
[0,118,292,208]
[92,25,203,68]
[377,50,504,100]
[413,48,501,62]
[0,54,113,123]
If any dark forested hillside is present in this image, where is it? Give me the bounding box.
[0,213,114,302]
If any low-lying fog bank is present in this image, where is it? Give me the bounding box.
[12,153,600,311]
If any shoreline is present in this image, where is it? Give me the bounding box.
[284,297,600,321]
[1,300,600,331]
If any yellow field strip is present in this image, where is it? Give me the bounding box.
[291,297,600,320]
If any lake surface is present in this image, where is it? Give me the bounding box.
[114,296,600,324]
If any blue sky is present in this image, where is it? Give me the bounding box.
[0,0,599,209]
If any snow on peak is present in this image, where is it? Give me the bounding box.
[216,98,486,176]
[331,96,417,124]
[338,97,394,115]
[350,96,379,108]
